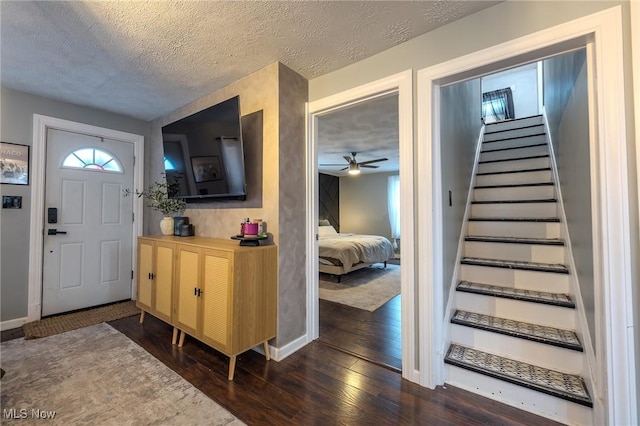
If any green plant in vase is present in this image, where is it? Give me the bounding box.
[124,176,186,235]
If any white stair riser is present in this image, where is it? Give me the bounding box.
[480,144,548,162]
[477,156,550,174]
[467,221,561,239]
[454,292,576,328]
[450,325,582,373]
[471,202,557,219]
[460,264,569,293]
[464,241,565,264]
[476,170,553,186]
[485,116,544,132]
[473,185,555,201]
[482,134,547,150]
[446,366,594,426]
[483,125,545,142]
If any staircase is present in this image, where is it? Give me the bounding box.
[444,116,593,424]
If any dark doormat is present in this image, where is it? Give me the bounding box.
[23,300,140,339]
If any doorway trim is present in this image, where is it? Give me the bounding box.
[306,70,416,381]
[417,5,635,424]
[28,115,144,322]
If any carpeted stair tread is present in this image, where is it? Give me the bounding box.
[478,154,549,164]
[444,344,592,407]
[475,182,554,189]
[456,281,574,308]
[461,257,569,274]
[476,167,551,176]
[468,217,560,223]
[471,198,556,204]
[451,310,582,351]
[465,236,564,246]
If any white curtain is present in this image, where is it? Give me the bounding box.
[387,175,400,250]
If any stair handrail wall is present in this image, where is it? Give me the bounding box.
[541,108,598,411]
[440,123,487,358]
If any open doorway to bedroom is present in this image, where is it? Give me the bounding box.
[315,93,402,371]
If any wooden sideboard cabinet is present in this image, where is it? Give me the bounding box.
[136,236,277,380]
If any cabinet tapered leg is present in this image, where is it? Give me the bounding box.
[263,341,271,360]
[139,311,145,324]
[178,330,186,347]
[172,327,178,345]
[228,355,237,381]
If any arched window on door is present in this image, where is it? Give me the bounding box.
[62,148,123,172]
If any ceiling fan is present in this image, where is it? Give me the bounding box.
[320,152,388,175]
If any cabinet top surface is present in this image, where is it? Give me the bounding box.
[139,235,276,251]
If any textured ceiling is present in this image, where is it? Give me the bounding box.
[1,1,500,121]
[318,93,399,176]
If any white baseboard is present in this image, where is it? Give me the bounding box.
[1,317,28,331]
[270,333,312,362]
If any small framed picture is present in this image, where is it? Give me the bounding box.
[1,142,30,185]
[2,195,22,209]
[191,156,224,183]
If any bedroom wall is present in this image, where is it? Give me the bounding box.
[440,79,482,311]
[340,171,397,242]
[319,173,340,231]
[149,62,308,348]
[0,87,150,323]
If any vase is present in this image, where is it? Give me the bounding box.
[160,217,174,236]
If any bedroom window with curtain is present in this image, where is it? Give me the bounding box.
[482,88,515,123]
[387,175,400,250]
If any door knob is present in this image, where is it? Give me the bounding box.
[47,229,67,235]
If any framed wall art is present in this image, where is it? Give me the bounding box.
[1,142,30,185]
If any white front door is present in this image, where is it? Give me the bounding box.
[42,128,134,316]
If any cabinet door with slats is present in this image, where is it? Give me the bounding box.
[136,239,154,311]
[200,249,231,352]
[175,245,200,336]
[153,242,175,323]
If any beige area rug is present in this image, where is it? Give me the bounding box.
[0,323,244,425]
[319,263,400,311]
[22,300,140,339]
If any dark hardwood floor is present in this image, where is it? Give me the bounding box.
[105,314,560,425]
[319,294,402,372]
[2,308,561,425]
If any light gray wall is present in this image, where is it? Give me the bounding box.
[482,64,539,119]
[340,172,396,242]
[309,2,626,102]
[440,79,482,310]
[545,56,596,349]
[0,87,150,322]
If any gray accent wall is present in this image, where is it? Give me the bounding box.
[340,172,397,242]
[0,87,149,322]
[440,79,482,310]
[150,62,308,348]
[543,53,596,349]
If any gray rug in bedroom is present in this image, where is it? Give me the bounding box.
[0,323,244,425]
[319,263,400,311]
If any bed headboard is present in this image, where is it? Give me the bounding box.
[319,173,340,232]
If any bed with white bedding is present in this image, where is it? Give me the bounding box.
[318,225,394,280]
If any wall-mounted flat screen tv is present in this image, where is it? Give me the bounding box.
[162,95,247,201]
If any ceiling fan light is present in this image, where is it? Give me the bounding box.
[348,163,360,175]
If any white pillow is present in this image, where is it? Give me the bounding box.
[318,225,338,237]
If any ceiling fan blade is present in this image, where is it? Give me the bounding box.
[360,164,379,168]
[319,163,349,166]
[339,167,348,171]
[343,156,354,163]
[358,158,388,166]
